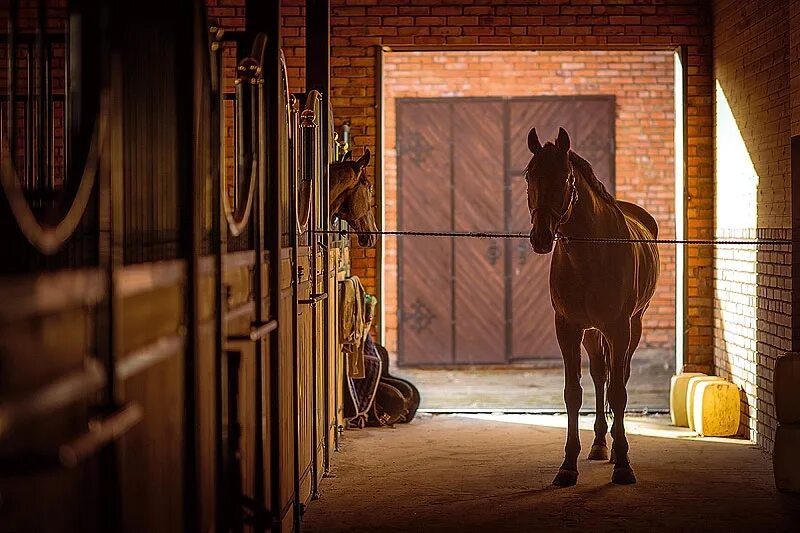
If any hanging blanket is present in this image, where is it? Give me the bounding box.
[339,276,366,378]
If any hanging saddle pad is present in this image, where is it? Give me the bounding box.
[344,335,382,421]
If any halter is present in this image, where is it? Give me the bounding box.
[529,162,578,230]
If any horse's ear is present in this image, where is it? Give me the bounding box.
[555,127,570,153]
[527,128,542,155]
[342,150,352,162]
[357,148,371,169]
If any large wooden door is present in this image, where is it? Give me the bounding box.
[453,101,506,364]
[397,101,454,365]
[398,97,615,366]
[508,98,615,360]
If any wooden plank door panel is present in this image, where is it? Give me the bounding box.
[452,101,506,364]
[508,98,615,360]
[398,101,454,365]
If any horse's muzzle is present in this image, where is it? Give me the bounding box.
[530,214,555,254]
[530,232,554,254]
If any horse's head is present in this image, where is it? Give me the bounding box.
[329,149,378,247]
[524,127,577,254]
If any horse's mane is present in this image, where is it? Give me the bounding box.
[568,151,616,205]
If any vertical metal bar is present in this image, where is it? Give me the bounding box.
[177,0,200,529]
[306,1,333,480]
[308,96,320,500]
[249,0,283,527]
[45,40,52,190]
[102,2,125,524]
[209,24,228,533]
[234,76,243,211]
[7,0,17,162]
[26,44,33,190]
[289,101,302,533]
[36,0,46,192]
[251,64,267,527]
[374,46,383,347]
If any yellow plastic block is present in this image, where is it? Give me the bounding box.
[774,423,800,493]
[686,376,725,432]
[669,372,706,427]
[693,380,741,437]
[775,353,800,425]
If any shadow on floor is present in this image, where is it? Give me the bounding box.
[302,414,800,533]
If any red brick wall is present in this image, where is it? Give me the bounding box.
[381,50,675,356]
[713,0,791,451]
[294,0,715,370]
[224,0,714,370]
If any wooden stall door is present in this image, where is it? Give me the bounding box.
[508,97,615,361]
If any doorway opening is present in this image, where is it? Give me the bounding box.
[379,50,683,410]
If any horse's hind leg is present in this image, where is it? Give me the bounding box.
[605,318,636,485]
[552,316,583,487]
[583,329,609,461]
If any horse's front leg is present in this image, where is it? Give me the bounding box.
[552,316,583,487]
[605,318,636,484]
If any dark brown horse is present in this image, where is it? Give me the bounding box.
[525,127,659,486]
[329,149,378,247]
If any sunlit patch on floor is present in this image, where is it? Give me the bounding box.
[455,413,753,445]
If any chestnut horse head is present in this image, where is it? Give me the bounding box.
[329,149,378,247]
[524,127,578,254]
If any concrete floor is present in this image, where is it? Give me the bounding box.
[303,414,800,533]
[393,348,674,411]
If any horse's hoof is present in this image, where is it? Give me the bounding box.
[552,468,579,487]
[587,444,609,461]
[611,466,637,485]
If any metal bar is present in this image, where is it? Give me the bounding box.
[35,0,46,192]
[209,18,228,533]
[25,43,33,190]
[59,403,143,467]
[251,41,268,519]
[0,403,143,477]
[252,0,284,526]
[226,319,279,342]
[299,292,328,305]
[7,0,17,160]
[115,335,184,381]
[176,1,200,528]
[0,359,105,439]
